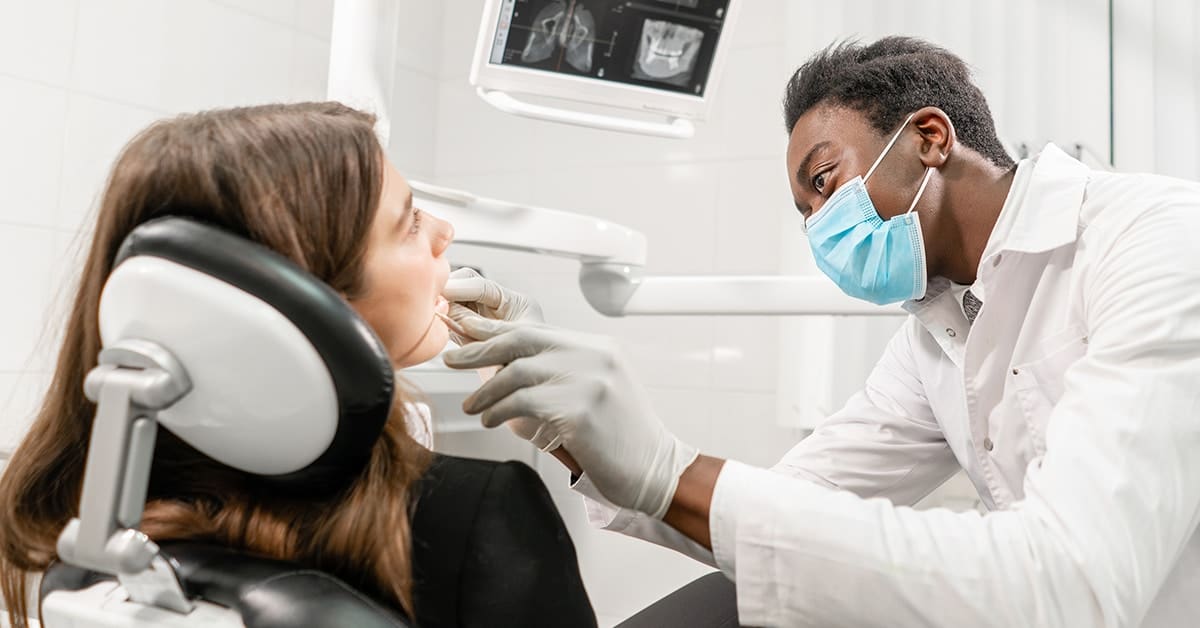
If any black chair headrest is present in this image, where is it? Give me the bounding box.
[103,216,393,494]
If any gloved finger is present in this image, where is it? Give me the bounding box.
[442,324,551,369]
[480,387,538,429]
[449,267,483,280]
[443,275,508,312]
[445,304,484,344]
[448,302,480,324]
[479,385,564,429]
[462,356,554,414]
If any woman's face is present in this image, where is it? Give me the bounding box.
[351,159,455,368]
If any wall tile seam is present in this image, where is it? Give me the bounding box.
[0,220,75,234]
[0,72,172,119]
[208,0,330,41]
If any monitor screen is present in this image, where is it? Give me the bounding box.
[486,0,733,97]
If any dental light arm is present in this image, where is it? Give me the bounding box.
[328,0,399,145]
[411,182,897,317]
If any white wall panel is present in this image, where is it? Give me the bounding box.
[1,0,339,455]
[1114,0,1200,180]
[0,0,78,87]
[0,77,68,229]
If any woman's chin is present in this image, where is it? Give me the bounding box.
[394,326,451,369]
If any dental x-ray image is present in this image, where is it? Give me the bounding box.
[491,0,730,95]
[520,0,596,72]
[631,19,704,86]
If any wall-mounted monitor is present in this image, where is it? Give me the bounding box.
[470,0,740,137]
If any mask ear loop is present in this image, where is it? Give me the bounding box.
[864,113,917,183]
[906,167,934,215]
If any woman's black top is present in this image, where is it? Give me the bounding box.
[407,454,597,628]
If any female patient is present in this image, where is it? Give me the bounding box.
[0,102,596,628]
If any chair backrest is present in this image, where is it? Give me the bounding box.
[43,217,407,626]
[41,542,411,628]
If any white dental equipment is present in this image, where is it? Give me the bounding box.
[469,0,742,139]
[409,180,894,316]
[329,0,892,317]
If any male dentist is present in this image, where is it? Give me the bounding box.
[442,37,1200,627]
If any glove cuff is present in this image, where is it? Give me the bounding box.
[643,436,700,520]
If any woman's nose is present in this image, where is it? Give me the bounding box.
[429,213,454,257]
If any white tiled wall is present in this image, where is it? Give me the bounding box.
[0,0,446,456]
[427,2,811,624]
[0,0,354,452]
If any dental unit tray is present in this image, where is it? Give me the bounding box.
[411,180,897,316]
[470,0,742,139]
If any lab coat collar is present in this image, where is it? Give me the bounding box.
[997,142,1090,255]
[903,143,1089,317]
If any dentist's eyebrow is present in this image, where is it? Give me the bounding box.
[795,141,832,188]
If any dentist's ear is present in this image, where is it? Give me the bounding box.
[911,106,956,169]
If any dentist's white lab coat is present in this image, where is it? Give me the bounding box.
[573,144,1200,627]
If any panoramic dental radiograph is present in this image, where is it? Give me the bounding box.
[633,19,704,85]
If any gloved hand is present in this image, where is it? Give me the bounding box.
[441,317,699,519]
[442,267,544,324]
[446,302,562,452]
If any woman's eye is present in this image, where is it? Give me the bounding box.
[812,171,828,194]
[410,209,423,234]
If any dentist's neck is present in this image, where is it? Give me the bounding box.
[929,154,1017,285]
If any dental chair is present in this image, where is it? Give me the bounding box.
[37,217,411,627]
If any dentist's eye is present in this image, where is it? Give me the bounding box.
[812,171,828,194]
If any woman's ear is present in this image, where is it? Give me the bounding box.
[912,106,956,168]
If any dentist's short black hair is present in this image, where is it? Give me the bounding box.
[783,36,1015,169]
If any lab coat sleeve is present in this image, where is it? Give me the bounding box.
[771,319,960,506]
[569,313,957,566]
[571,473,718,567]
[710,200,1200,628]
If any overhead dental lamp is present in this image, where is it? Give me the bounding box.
[469,0,741,139]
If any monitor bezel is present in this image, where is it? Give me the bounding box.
[469,0,742,122]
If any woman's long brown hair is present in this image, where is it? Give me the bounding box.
[0,102,431,626]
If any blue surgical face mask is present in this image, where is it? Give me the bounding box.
[803,113,934,305]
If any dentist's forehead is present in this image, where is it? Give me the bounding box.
[787,106,885,167]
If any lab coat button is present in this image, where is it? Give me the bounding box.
[946,328,957,338]
[984,438,994,451]
[1012,368,1019,375]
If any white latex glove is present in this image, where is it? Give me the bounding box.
[445,303,562,451]
[442,267,544,324]
[441,317,699,519]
